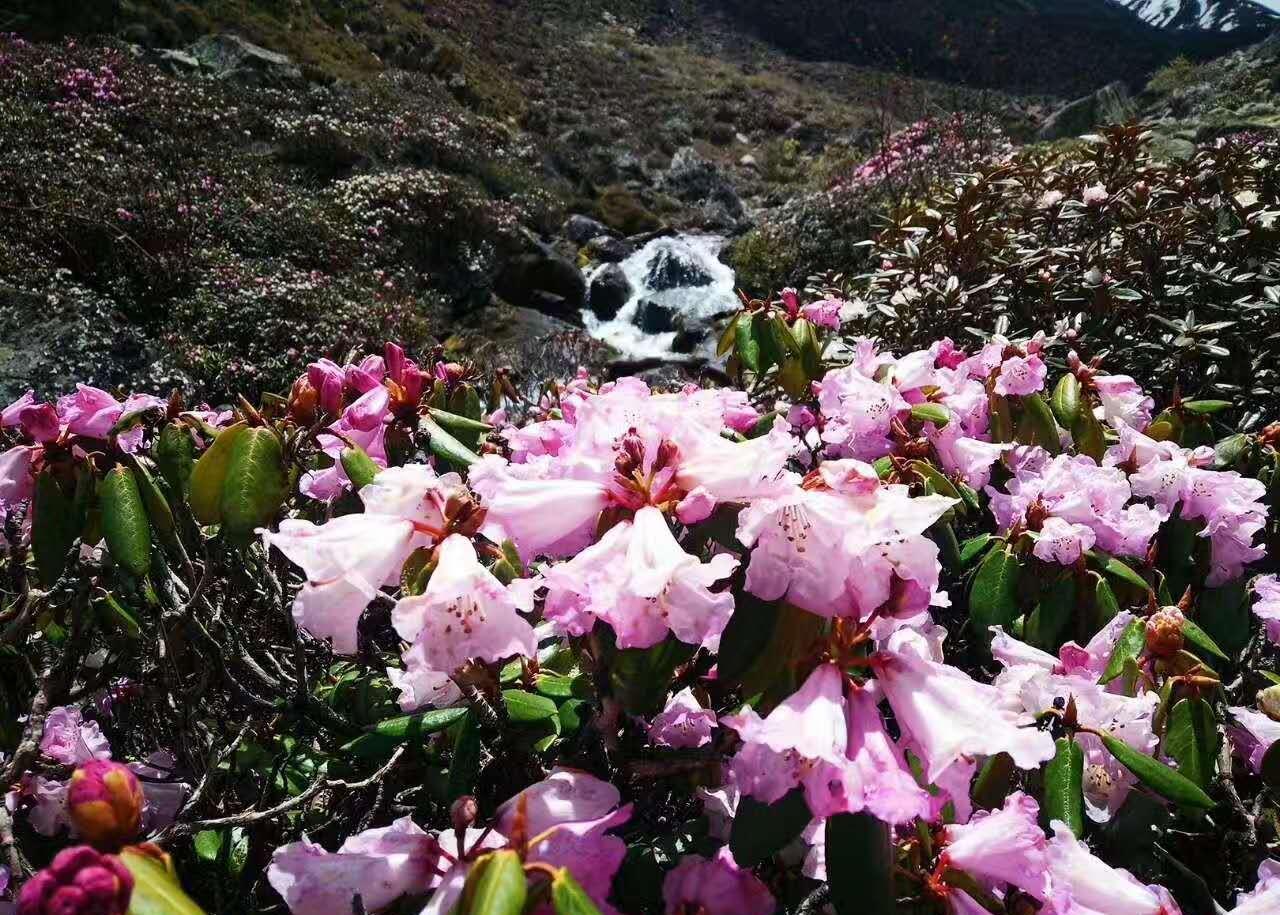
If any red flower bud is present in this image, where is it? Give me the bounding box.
[1144,608,1185,658]
[66,760,143,851]
[17,845,133,915]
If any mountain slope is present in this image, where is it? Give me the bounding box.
[1114,0,1279,31]
[705,0,1252,94]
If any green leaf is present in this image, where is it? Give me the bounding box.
[121,847,208,915]
[1213,432,1251,469]
[535,672,578,698]
[734,312,761,374]
[154,423,196,497]
[339,444,380,490]
[189,422,246,525]
[609,637,696,716]
[1050,374,1082,428]
[340,706,468,758]
[1088,550,1151,592]
[907,459,962,505]
[32,470,77,587]
[219,426,287,537]
[193,829,223,863]
[448,712,483,801]
[717,591,780,683]
[421,415,481,468]
[826,812,895,915]
[1093,573,1121,624]
[101,466,152,577]
[716,312,739,357]
[428,407,493,436]
[1072,403,1106,461]
[1042,737,1085,837]
[971,752,1014,810]
[989,392,1014,443]
[97,592,142,639]
[1018,393,1061,454]
[551,868,604,915]
[1196,581,1251,656]
[502,689,558,723]
[1181,619,1228,662]
[1100,618,1147,684]
[1181,399,1232,415]
[458,850,527,915]
[910,402,951,427]
[970,545,1021,643]
[729,789,811,867]
[959,534,994,567]
[1163,697,1220,789]
[1026,575,1077,652]
[1100,733,1214,809]
[558,698,589,734]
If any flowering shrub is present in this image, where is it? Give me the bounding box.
[3,307,1280,914]
[817,123,1280,421]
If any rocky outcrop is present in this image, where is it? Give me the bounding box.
[659,147,746,232]
[1037,81,1137,141]
[633,300,677,333]
[187,34,303,88]
[587,264,632,321]
[495,241,587,321]
[645,246,713,291]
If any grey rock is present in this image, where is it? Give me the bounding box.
[634,299,677,333]
[564,214,614,244]
[660,147,746,228]
[645,247,713,291]
[187,33,303,88]
[1037,81,1137,141]
[583,235,635,263]
[588,264,632,321]
[147,48,201,76]
[495,242,587,320]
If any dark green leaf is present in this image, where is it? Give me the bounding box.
[959,534,994,567]
[502,689,558,723]
[718,592,780,683]
[427,407,493,436]
[1088,550,1151,592]
[1261,740,1280,789]
[729,789,811,867]
[1100,619,1147,685]
[1026,575,1077,652]
[421,415,481,468]
[1050,374,1082,428]
[1042,737,1085,837]
[1163,698,1220,789]
[459,850,527,915]
[1018,393,1061,454]
[551,868,603,915]
[1196,581,1251,656]
[970,545,1021,643]
[121,847,208,915]
[734,312,761,374]
[1093,573,1121,625]
[1181,399,1232,415]
[219,427,287,537]
[910,403,951,427]
[972,752,1014,810]
[101,466,152,578]
[1100,734,1214,809]
[340,707,468,758]
[32,470,77,587]
[339,444,380,490]
[826,812,895,915]
[1181,619,1228,662]
[448,712,482,801]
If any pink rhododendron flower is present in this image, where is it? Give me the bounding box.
[1045,821,1181,914]
[926,421,1008,489]
[648,688,716,749]
[1251,574,1280,644]
[306,358,345,416]
[1229,860,1280,914]
[817,364,909,460]
[2,391,59,442]
[300,385,391,501]
[875,648,1056,782]
[1081,184,1110,206]
[40,707,112,766]
[736,462,954,617]
[542,505,737,650]
[393,534,537,684]
[56,386,164,452]
[662,848,776,915]
[267,817,441,915]
[1093,374,1153,431]
[994,354,1047,397]
[1032,516,1096,565]
[799,298,847,330]
[941,792,1049,900]
[1227,707,1280,774]
[0,445,35,509]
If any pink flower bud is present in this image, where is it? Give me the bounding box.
[17,845,133,915]
[66,760,143,850]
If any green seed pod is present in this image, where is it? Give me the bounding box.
[154,423,196,497]
[101,466,152,578]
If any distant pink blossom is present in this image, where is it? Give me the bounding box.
[662,848,775,915]
[648,688,716,749]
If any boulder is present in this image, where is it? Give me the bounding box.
[583,235,634,263]
[1037,81,1137,141]
[671,315,707,354]
[564,214,614,244]
[495,243,587,321]
[187,34,303,88]
[634,300,677,333]
[146,49,200,76]
[660,147,746,230]
[588,264,632,321]
[645,247,713,291]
